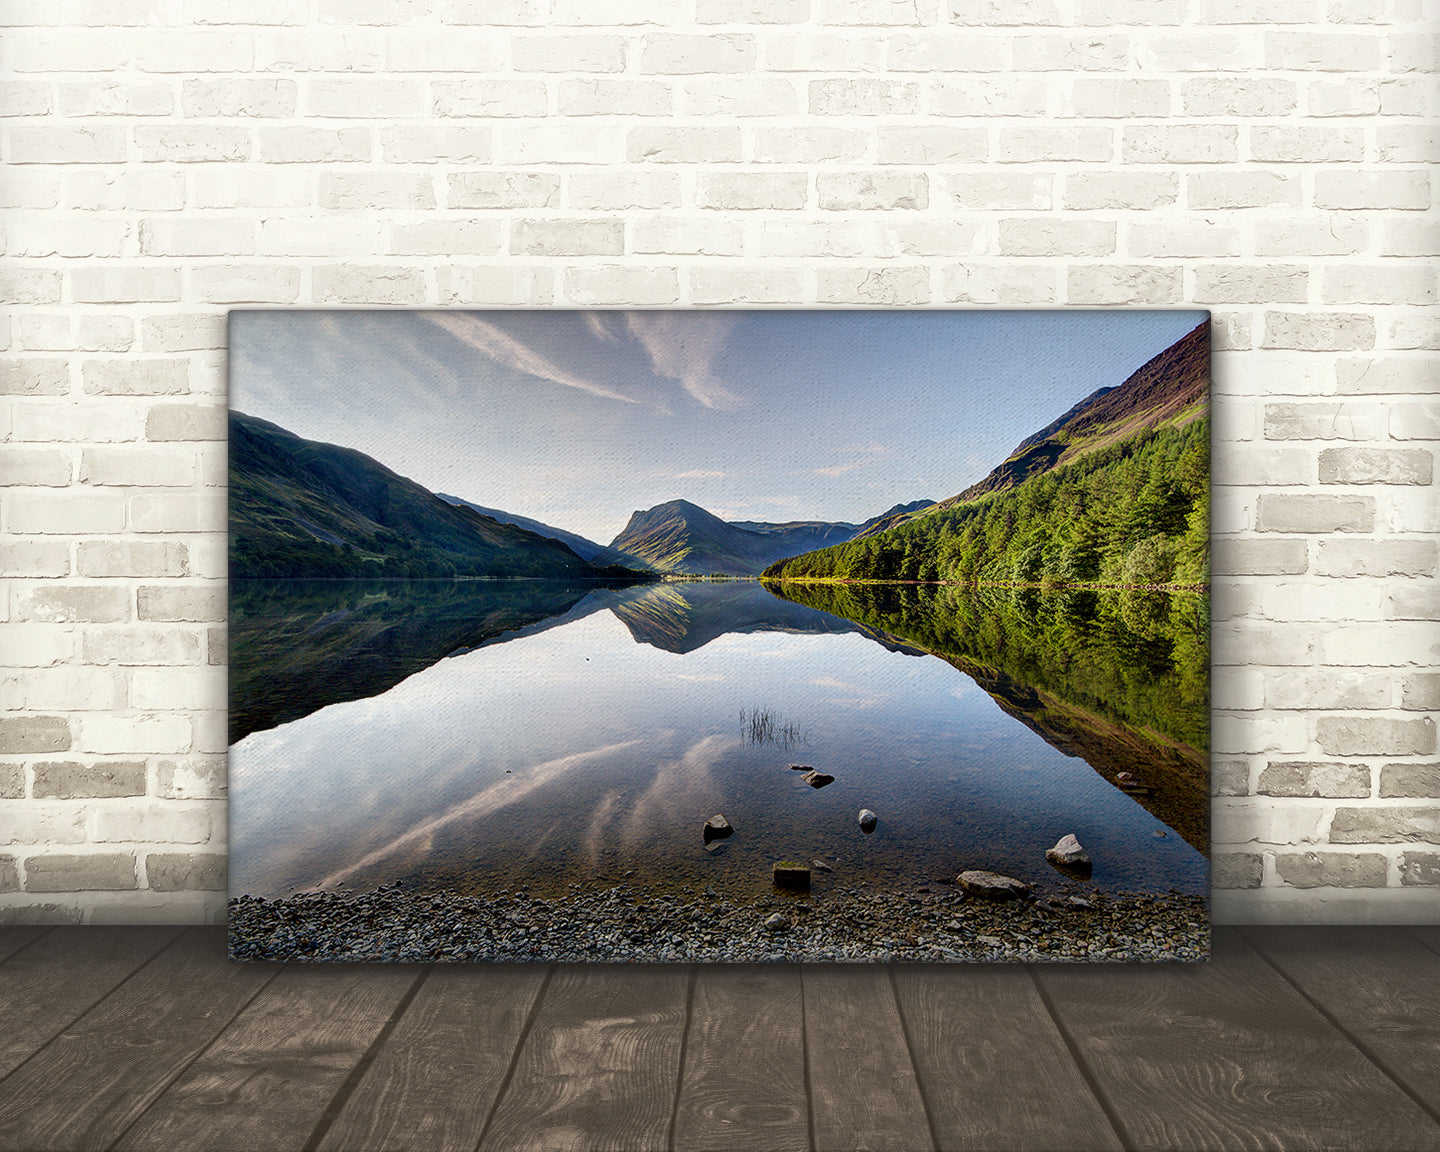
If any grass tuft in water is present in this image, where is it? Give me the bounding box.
[741,705,807,751]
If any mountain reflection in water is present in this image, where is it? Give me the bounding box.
[229,578,1208,903]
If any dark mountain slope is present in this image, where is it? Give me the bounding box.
[436,493,608,563]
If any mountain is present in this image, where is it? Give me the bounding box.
[436,493,608,562]
[594,499,868,577]
[764,321,1211,587]
[229,411,642,581]
[849,498,939,541]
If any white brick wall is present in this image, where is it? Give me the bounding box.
[1,2,1435,926]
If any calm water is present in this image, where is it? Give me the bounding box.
[229,579,1208,903]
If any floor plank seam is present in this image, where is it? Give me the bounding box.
[473,964,555,1152]
[665,965,699,1152]
[1238,927,1440,1136]
[799,965,817,1152]
[0,926,56,966]
[1403,927,1440,959]
[0,927,187,1097]
[301,963,435,1152]
[886,966,941,1152]
[1027,966,1137,1152]
[100,949,286,1152]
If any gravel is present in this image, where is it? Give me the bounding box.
[228,882,1210,964]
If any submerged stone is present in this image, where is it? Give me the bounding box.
[1046,833,1092,873]
[802,770,834,788]
[773,862,810,891]
[957,870,1032,900]
[858,808,878,833]
[703,814,734,843]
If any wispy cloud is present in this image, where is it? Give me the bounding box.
[624,313,741,410]
[812,442,892,477]
[672,469,726,479]
[421,312,635,404]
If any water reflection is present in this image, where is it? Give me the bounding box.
[229,578,1209,902]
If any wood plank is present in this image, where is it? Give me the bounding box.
[1244,925,1440,1127]
[0,928,275,1152]
[0,926,182,1080]
[111,963,425,1152]
[802,965,934,1152]
[0,927,51,964]
[1034,927,1440,1152]
[893,965,1122,1152]
[672,965,808,1152]
[314,965,549,1152]
[477,964,690,1152]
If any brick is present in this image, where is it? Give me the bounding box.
[0,858,16,894]
[81,359,189,397]
[13,665,128,711]
[448,171,560,209]
[1263,401,1388,440]
[1214,668,1264,711]
[1322,623,1437,669]
[259,29,384,71]
[0,904,82,925]
[639,33,756,73]
[817,266,929,306]
[1211,852,1263,889]
[817,172,927,211]
[1258,761,1370,798]
[1252,126,1365,164]
[876,126,987,165]
[1316,539,1437,579]
[512,34,626,71]
[312,266,427,305]
[500,125,626,166]
[1067,266,1182,305]
[6,125,126,164]
[824,0,935,21]
[136,585,224,622]
[0,540,65,579]
[1123,125,1238,164]
[1378,125,1440,165]
[437,266,553,305]
[951,0,1062,24]
[999,219,1115,257]
[761,33,886,73]
[316,0,432,21]
[1307,78,1381,117]
[567,171,680,211]
[191,168,309,210]
[257,126,371,164]
[932,78,1046,116]
[1334,357,1438,400]
[9,217,130,259]
[1,623,74,669]
[1331,805,1440,844]
[33,760,145,799]
[873,220,982,257]
[25,854,137,892]
[556,80,672,117]
[182,78,295,118]
[1314,170,1431,211]
[74,713,192,755]
[1255,494,1373,534]
[1318,716,1436,758]
[71,268,183,305]
[1011,34,1129,71]
[810,78,920,116]
[698,0,810,18]
[997,126,1113,163]
[1063,172,1176,211]
[1323,265,1436,307]
[155,757,227,800]
[0,716,71,754]
[1382,219,1440,259]
[1401,853,1440,887]
[388,221,502,256]
[441,0,547,23]
[512,219,624,257]
[381,127,493,165]
[146,852,227,892]
[129,492,221,534]
[563,267,678,306]
[1274,852,1388,888]
[688,268,807,306]
[684,78,799,117]
[1266,670,1390,711]
[0,268,62,305]
[146,403,225,442]
[207,627,226,666]
[141,316,226,354]
[1188,171,1300,210]
[1389,315,1440,351]
[77,541,194,576]
[8,491,128,535]
[1136,32,1258,72]
[133,126,251,163]
[433,79,546,118]
[1126,221,1240,259]
[1213,798,1323,841]
[319,172,435,211]
[1212,623,1316,667]
[1182,77,1296,116]
[1403,676,1440,712]
[1212,759,1250,797]
[307,78,425,118]
[942,264,1058,305]
[696,173,809,210]
[95,803,210,845]
[627,127,741,164]
[750,127,868,165]
[1067,78,1170,118]
[1381,763,1440,799]
[631,218,744,256]
[258,219,381,257]
[1319,448,1432,486]
[83,627,202,665]
[1254,217,1370,258]
[67,169,185,213]
[0,359,69,397]
[1195,266,1307,304]
[1266,31,1382,71]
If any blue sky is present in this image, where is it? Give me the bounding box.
[230,308,1207,545]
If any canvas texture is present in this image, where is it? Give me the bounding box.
[225,309,1211,963]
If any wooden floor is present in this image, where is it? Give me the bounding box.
[0,926,1437,1152]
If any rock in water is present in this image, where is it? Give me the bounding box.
[858,808,878,833]
[957,870,1032,900]
[1046,833,1092,872]
[788,763,813,771]
[764,912,787,931]
[773,862,810,891]
[802,770,834,788]
[703,814,734,843]
[811,859,834,873]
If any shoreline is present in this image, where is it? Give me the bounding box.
[228,882,1210,965]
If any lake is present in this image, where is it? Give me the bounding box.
[229,578,1209,907]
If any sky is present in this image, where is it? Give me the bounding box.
[230,308,1207,546]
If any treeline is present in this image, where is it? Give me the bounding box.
[766,417,1208,588]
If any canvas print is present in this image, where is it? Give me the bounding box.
[227,309,1211,964]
